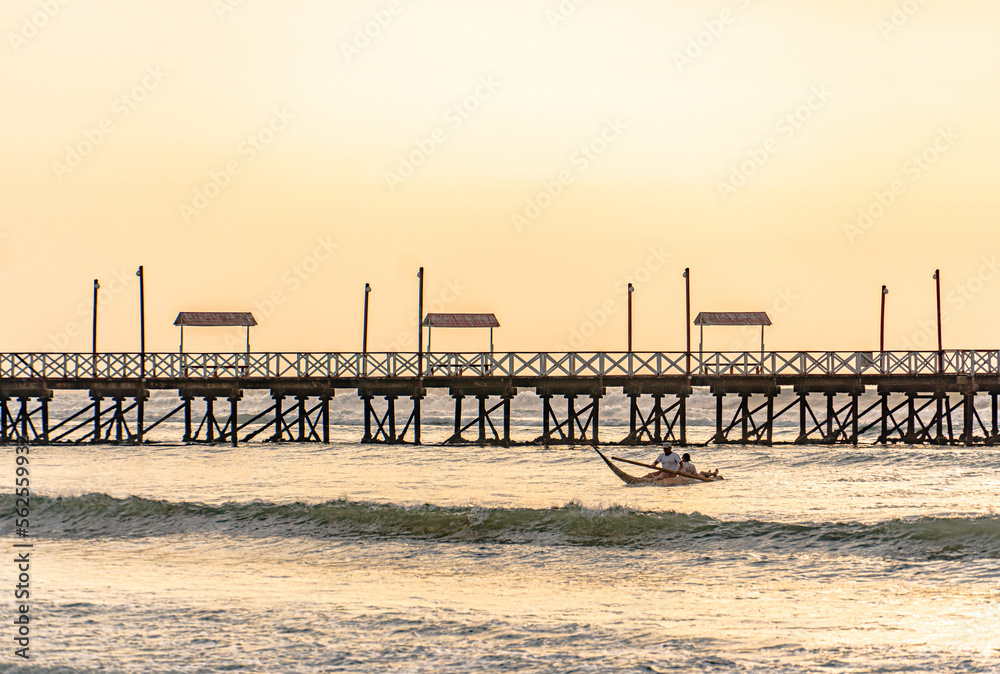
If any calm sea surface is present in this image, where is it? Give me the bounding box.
[3,391,1000,673]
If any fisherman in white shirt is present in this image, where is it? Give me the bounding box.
[645,443,682,479]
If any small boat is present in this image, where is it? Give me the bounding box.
[594,448,721,486]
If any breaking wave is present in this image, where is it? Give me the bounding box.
[7,493,999,560]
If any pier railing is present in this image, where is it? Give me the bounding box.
[2,350,999,380]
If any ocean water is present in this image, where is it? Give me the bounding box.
[3,391,1000,673]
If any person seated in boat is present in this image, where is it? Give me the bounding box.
[679,453,723,480]
[679,453,698,477]
[645,444,682,479]
[677,453,723,480]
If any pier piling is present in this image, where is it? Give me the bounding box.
[3,349,1000,447]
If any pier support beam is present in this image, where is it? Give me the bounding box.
[963,392,974,446]
[864,380,977,446]
[77,384,148,444]
[0,386,52,445]
[237,384,334,444]
[358,382,425,444]
[230,396,239,447]
[177,384,243,445]
[620,380,691,446]
[990,393,998,445]
[535,381,605,446]
[709,380,781,445]
[445,381,517,446]
[792,382,865,445]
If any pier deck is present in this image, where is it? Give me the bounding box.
[3,350,999,446]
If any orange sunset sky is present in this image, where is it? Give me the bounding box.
[2,0,998,354]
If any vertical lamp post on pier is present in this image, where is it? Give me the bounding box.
[627,283,634,354]
[362,283,371,377]
[416,267,424,445]
[417,268,424,375]
[880,285,888,372]
[880,285,888,352]
[362,283,371,354]
[92,279,100,377]
[933,270,943,374]
[137,265,145,378]
[683,268,691,376]
[683,268,692,447]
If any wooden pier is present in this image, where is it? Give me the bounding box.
[3,350,1000,446]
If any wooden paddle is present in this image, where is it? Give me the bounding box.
[610,456,716,482]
